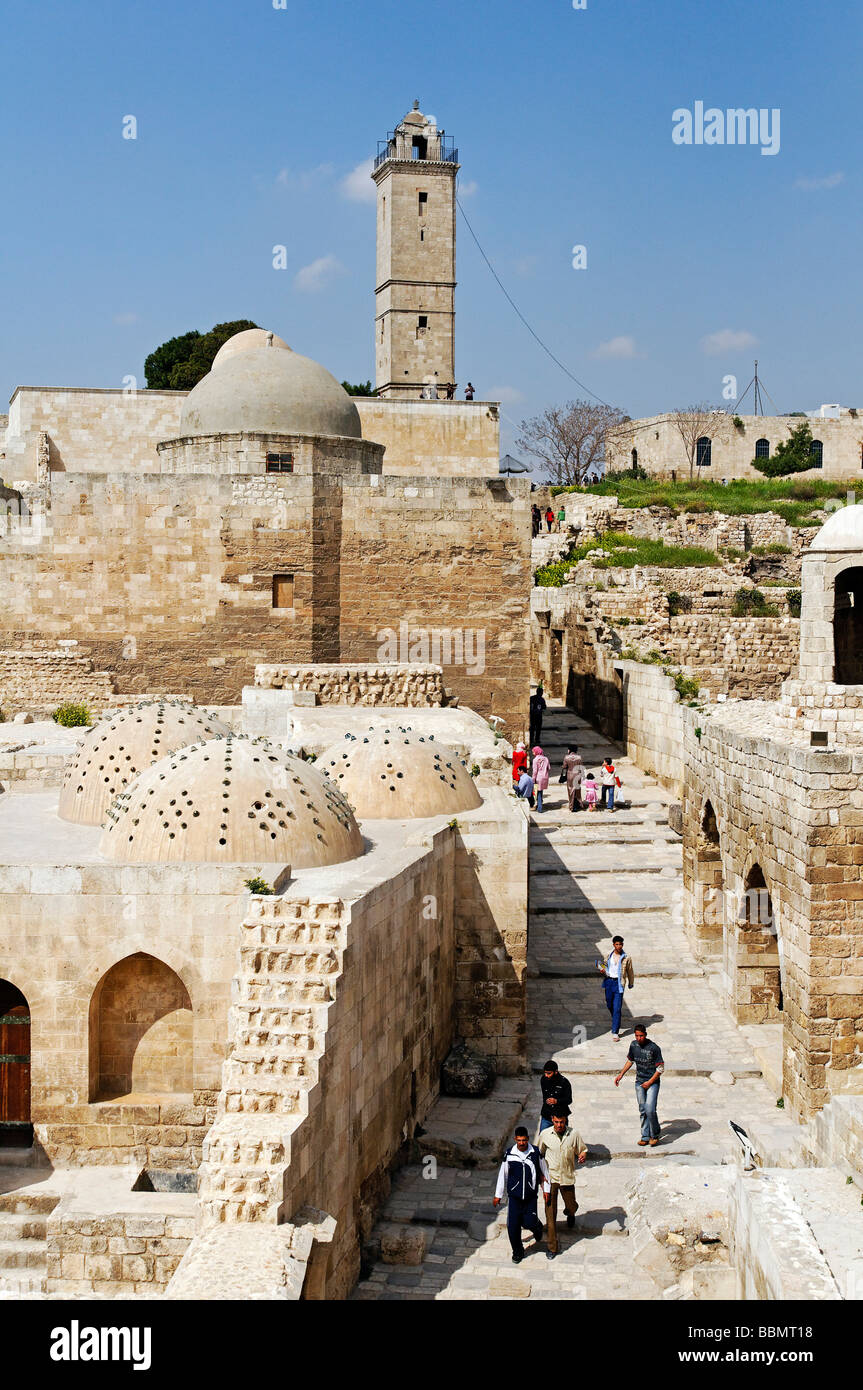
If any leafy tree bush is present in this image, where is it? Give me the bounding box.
[752,421,817,477]
[341,380,376,396]
[244,875,274,895]
[787,589,802,618]
[145,320,259,389]
[731,588,779,617]
[53,702,91,727]
[667,591,693,617]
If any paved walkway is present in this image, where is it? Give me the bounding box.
[352,702,786,1300]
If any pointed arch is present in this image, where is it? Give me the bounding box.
[89,953,193,1101]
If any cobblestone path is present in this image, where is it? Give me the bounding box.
[353,702,784,1300]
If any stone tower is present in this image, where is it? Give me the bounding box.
[372,102,460,399]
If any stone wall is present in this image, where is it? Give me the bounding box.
[0,469,530,733]
[607,412,863,481]
[0,648,116,718]
[0,861,250,1167]
[355,398,500,476]
[46,1199,196,1298]
[253,663,446,706]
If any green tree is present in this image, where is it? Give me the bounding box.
[144,320,259,390]
[341,380,376,396]
[752,420,817,477]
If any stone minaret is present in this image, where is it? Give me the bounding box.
[372,102,460,399]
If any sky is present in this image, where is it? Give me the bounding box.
[1,0,861,458]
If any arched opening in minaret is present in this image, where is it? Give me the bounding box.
[412,135,428,160]
[834,566,863,684]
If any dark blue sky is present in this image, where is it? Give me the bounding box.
[2,0,860,454]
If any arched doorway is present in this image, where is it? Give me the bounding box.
[834,567,863,684]
[89,954,193,1101]
[0,980,31,1147]
[736,864,782,1023]
[692,800,724,957]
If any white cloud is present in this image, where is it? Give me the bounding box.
[592,335,641,360]
[794,171,844,192]
[488,385,525,405]
[275,163,334,191]
[700,328,757,356]
[458,180,478,198]
[113,312,139,325]
[341,158,376,204]
[293,255,346,293]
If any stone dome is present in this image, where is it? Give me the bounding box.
[99,735,363,868]
[211,329,291,369]
[319,727,482,819]
[178,333,361,439]
[808,504,863,553]
[58,701,231,827]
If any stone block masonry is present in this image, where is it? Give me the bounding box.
[0,467,530,735]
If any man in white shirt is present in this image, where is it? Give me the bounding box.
[599,934,634,1041]
[493,1126,551,1263]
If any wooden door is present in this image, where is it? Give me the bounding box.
[0,1004,31,1139]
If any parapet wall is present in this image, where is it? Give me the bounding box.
[254,662,446,705]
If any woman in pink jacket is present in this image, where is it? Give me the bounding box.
[531,745,550,813]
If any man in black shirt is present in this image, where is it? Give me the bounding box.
[539,1059,572,1135]
[529,687,547,749]
[614,1024,664,1146]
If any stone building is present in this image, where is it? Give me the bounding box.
[607,408,863,481]
[0,683,527,1298]
[681,505,863,1118]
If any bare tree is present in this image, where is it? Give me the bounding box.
[671,403,719,482]
[516,399,627,486]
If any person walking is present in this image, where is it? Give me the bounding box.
[581,771,598,810]
[512,740,528,785]
[556,503,566,533]
[561,744,583,812]
[531,745,550,813]
[545,506,554,533]
[539,1059,572,1134]
[493,1126,550,1263]
[614,1024,664,1146]
[599,756,621,812]
[531,504,542,538]
[537,1111,588,1259]
[465,382,475,400]
[514,768,535,808]
[529,686,546,748]
[598,934,634,1040]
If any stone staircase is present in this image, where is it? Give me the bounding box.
[198,899,346,1224]
[531,531,572,572]
[0,1177,55,1295]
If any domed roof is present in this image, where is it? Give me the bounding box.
[178,335,361,439]
[99,735,363,868]
[211,329,291,369]
[319,727,482,819]
[58,701,231,826]
[809,504,863,553]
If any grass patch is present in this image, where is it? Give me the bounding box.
[535,530,719,586]
[52,702,91,727]
[553,476,855,527]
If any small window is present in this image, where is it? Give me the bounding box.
[272,574,294,609]
[809,439,823,468]
[418,315,428,329]
[266,452,294,473]
[418,191,428,215]
[420,229,425,241]
[755,438,770,459]
[631,448,638,468]
[696,436,712,467]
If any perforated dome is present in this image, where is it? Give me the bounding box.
[319,727,482,819]
[99,735,363,867]
[178,336,362,439]
[58,701,231,827]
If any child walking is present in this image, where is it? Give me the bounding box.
[582,771,598,811]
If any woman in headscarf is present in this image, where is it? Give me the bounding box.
[562,744,584,813]
[531,745,550,813]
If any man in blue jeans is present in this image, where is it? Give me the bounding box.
[599,935,634,1041]
[493,1126,550,1263]
[613,1024,664,1146]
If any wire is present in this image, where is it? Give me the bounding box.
[456,194,616,409]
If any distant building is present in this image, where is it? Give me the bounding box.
[606,407,863,481]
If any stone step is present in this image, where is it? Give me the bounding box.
[0,1238,47,1271]
[0,1190,59,1216]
